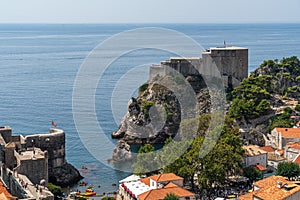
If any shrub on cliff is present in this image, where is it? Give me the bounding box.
[229,75,272,120]
[47,183,62,199]
[253,56,300,97]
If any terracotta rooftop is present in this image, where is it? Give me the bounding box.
[293,154,300,164]
[259,146,275,153]
[239,192,253,200]
[149,173,183,183]
[287,142,300,150]
[254,175,287,189]
[248,176,300,200]
[140,177,150,187]
[138,186,195,200]
[243,145,267,156]
[0,179,16,200]
[255,163,267,171]
[274,128,300,138]
[164,182,179,188]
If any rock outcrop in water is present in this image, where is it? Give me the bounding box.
[112,140,133,161]
[50,163,83,187]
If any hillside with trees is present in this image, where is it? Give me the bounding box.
[228,56,300,145]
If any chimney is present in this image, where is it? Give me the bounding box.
[278,181,283,188]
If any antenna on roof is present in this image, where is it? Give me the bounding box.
[224,40,227,47]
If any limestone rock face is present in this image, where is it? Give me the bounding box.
[112,75,211,146]
[112,140,133,161]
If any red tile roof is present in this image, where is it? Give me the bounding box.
[288,142,300,150]
[138,186,195,200]
[149,173,183,183]
[239,192,253,200]
[255,163,267,171]
[140,177,150,187]
[240,176,300,200]
[259,146,275,153]
[275,128,300,138]
[163,182,179,188]
[293,154,300,164]
[0,179,16,200]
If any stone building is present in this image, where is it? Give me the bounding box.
[0,126,82,189]
[285,142,300,164]
[0,126,66,185]
[24,129,66,182]
[267,128,300,150]
[149,46,248,88]
[243,145,268,169]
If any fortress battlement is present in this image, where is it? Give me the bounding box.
[149,46,248,88]
[0,126,66,185]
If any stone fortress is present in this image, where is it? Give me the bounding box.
[0,126,81,200]
[112,46,249,158]
[149,46,248,88]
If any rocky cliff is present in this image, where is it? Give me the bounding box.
[50,163,83,187]
[112,74,211,147]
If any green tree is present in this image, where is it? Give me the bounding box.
[163,193,180,200]
[243,166,262,182]
[228,76,272,120]
[268,108,293,132]
[196,118,244,189]
[276,162,300,180]
[295,105,300,112]
[47,183,63,200]
[164,116,244,190]
[133,144,158,176]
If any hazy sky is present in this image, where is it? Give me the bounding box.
[1,0,299,23]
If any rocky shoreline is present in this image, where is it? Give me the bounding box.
[50,163,83,187]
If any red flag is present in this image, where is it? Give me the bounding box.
[52,121,57,127]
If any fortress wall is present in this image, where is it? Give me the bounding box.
[5,144,16,170]
[235,49,249,80]
[207,48,248,81]
[11,135,21,143]
[24,129,66,175]
[149,46,249,88]
[149,65,166,80]
[201,54,223,78]
[177,59,200,76]
[0,126,12,144]
[18,157,48,185]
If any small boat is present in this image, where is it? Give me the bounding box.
[86,188,93,193]
[82,191,96,196]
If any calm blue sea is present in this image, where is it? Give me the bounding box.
[0,23,300,194]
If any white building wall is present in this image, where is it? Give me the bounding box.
[245,153,267,168]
